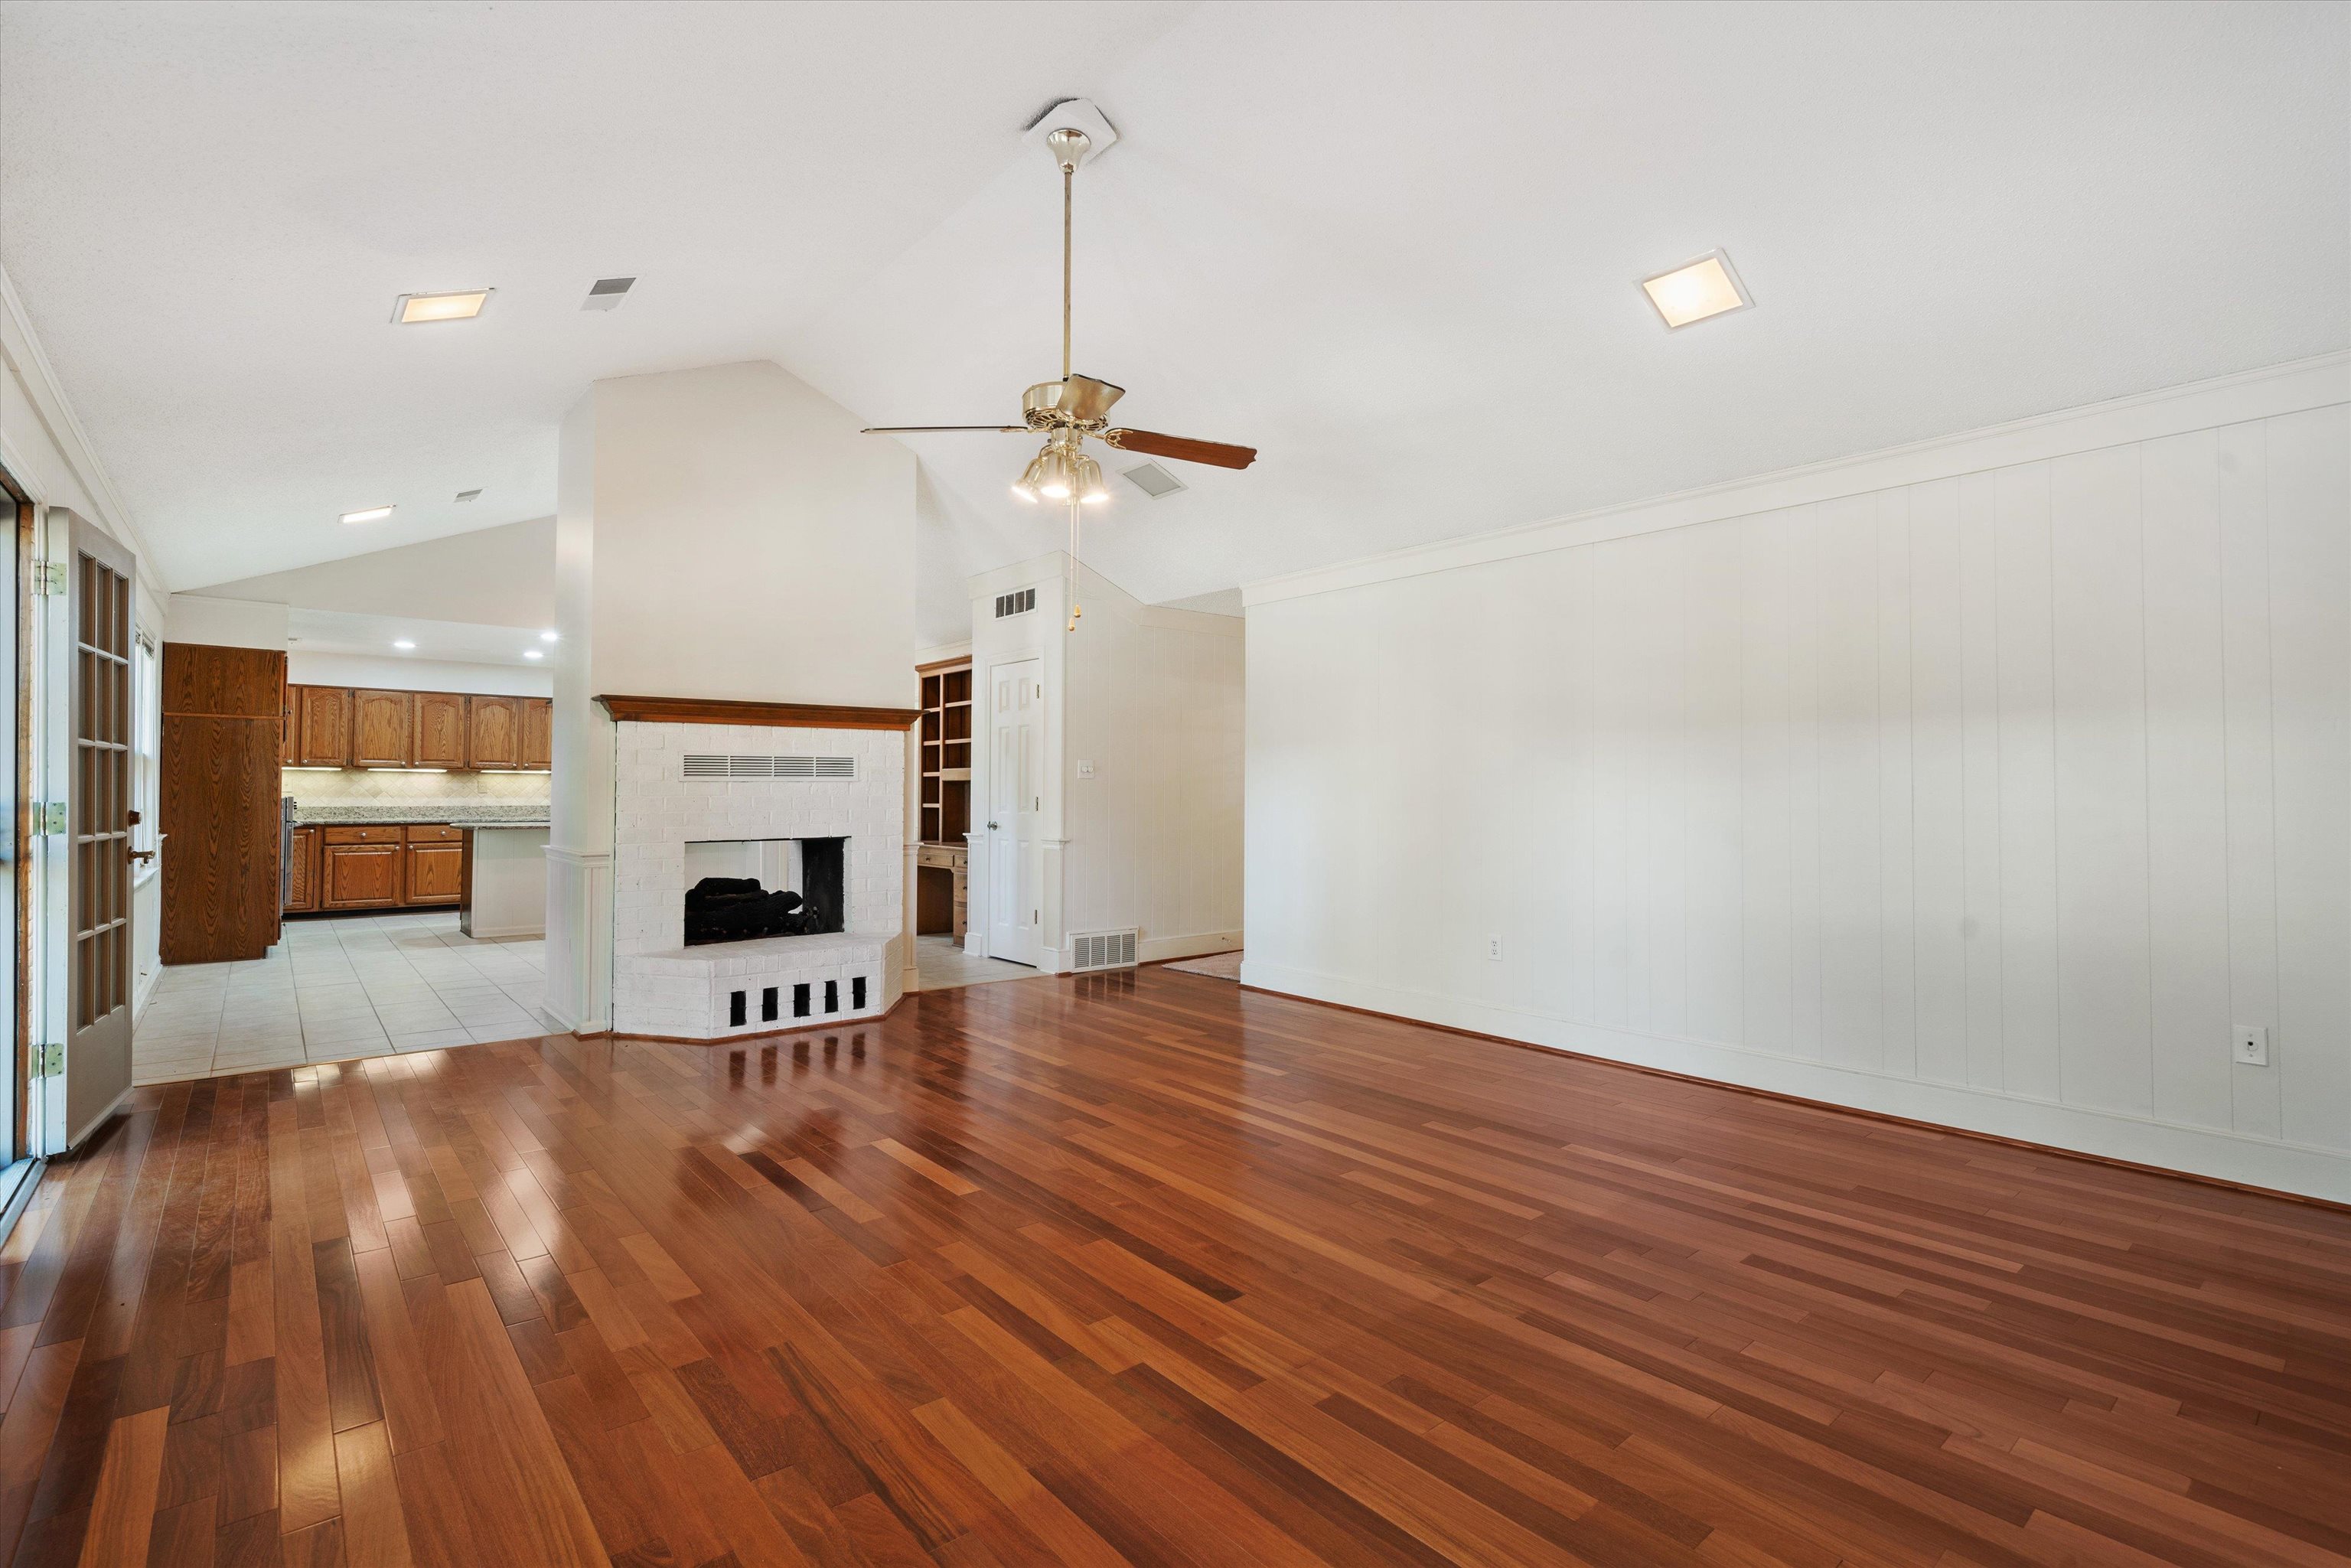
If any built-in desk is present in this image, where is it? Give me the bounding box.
[915,841,967,941]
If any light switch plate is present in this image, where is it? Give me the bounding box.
[1076,759,1095,779]
[2233,1025,2269,1067]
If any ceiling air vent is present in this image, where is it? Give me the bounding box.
[583,276,637,312]
[994,587,1038,619]
[682,754,856,780]
[1069,928,1139,973]
[453,488,482,502]
[1120,461,1186,499]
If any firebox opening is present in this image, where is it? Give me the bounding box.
[682,836,846,946]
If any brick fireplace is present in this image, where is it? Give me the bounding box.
[602,698,911,1040]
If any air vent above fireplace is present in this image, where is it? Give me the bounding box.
[994,587,1037,618]
[681,754,856,780]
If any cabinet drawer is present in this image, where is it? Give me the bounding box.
[323,825,404,845]
[916,844,964,869]
[404,823,461,843]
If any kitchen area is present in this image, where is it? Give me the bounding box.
[142,642,560,1083]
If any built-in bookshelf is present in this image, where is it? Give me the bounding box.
[918,658,971,845]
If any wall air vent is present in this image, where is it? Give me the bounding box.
[681,754,856,780]
[1120,461,1186,499]
[583,276,637,312]
[994,587,1038,619]
[1068,928,1139,973]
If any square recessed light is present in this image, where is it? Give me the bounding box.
[392,288,492,324]
[1639,249,1752,330]
[341,505,394,524]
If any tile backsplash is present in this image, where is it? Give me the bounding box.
[282,768,553,806]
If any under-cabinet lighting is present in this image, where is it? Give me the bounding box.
[284,766,340,772]
[392,288,492,324]
[1639,249,1753,330]
[341,506,395,524]
[383,767,448,773]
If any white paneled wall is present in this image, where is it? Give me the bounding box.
[1246,382,2349,1199]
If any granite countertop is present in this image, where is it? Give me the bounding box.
[289,802,551,828]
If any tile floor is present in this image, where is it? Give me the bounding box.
[134,910,562,1084]
[914,934,1040,991]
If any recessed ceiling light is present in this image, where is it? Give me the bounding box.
[523,649,544,660]
[1639,249,1753,330]
[391,288,492,324]
[341,505,395,524]
[393,639,416,650]
[454,488,482,502]
[538,629,559,643]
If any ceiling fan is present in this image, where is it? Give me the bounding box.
[862,103,1256,627]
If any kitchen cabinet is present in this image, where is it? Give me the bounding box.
[521,697,553,770]
[413,690,467,768]
[282,685,297,765]
[321,829,402,909]
[295,684,354,766]
[403,824,465,905]
[468,694,523,769]
[285,826,321,912]
[351,689,414,768]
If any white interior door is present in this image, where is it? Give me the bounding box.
[986,658,1042,966]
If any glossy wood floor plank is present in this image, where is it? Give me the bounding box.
[4,967,2348,1566]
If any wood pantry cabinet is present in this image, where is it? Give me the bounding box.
[280,685,549,772]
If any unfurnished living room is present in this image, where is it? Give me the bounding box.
[0,2,2345,1564]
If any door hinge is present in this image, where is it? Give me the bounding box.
[41,802,67,835]
[36,562,66,597]
[31,1045,62,1079]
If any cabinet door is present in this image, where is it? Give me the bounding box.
[295,686,354,766]
[403,842,465,905]
[412,691,467,768]
[521,697,552,770]
[285,827,320,912]
[282,684,296,766]
[351,689,413,768]
[467,695,522,770]
[321,843,401,908]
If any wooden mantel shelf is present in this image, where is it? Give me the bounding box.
[595,694,921,730]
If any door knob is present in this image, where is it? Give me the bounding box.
[987,820,999,830]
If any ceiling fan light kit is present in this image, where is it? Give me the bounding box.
[862,96,1257,630]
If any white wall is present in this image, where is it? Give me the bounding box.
[1063,561,1244,961]
[190,517,555,624]
[1244,357,2351,1201]
[163,593,288,650]
[285,651,550,696]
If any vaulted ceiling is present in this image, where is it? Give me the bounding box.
[3,1,2343,644]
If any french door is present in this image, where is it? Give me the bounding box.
[985,658,1042,966]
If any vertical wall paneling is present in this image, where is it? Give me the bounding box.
[1244,373,2351,1200]
[2264,406,2351,1152]
[2049,445,2155,1117]
[2216,421,2284,1140]
[2140,428,2234,1132]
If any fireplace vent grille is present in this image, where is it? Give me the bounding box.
[1068,927,1139,973]
[994,587,1037,618]
[681,753,856,781]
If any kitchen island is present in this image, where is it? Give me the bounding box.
[457,822,551,938]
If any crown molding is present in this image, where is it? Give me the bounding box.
[0,258,155,576]
[1244,350,2351,608]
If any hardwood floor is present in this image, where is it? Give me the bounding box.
[2,967,2347,1567]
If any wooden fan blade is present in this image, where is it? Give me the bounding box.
[860,425,1028,434]
[1101,429,1257,469]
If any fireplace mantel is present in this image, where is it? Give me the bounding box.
[595,694,921,730]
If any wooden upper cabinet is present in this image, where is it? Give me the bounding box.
[412,691,467,768]
[521,697,553,770]
[294,685,354,766]
[350,689,414,768]
[467,695,523,770]
[282,683,296,765]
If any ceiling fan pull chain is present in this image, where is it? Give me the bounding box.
[1067,497,1083,631]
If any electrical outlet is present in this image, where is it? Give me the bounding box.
[1487,936,1504,961]
[1077,759,1095,779]
[2232,1025,2269,1067]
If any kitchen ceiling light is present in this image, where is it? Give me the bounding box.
[523,650,544,660]
[538,629,559,643]
[341,505,394,524]
[392,288,492,324]
[393,639,416,650]
[1639,249,1752,330]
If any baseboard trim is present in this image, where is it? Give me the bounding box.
[1237,960,2351,1210]
[1138,930,1245,964]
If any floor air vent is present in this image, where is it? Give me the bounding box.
[994,587,1037,618]
[683,754,856,780]
[1069,928,1139,973]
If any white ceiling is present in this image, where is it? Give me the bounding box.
[4,1,2343,645]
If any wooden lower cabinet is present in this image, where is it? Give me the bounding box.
[321,836,401,909]
[285,826,321,912]
[403,825,465,905]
